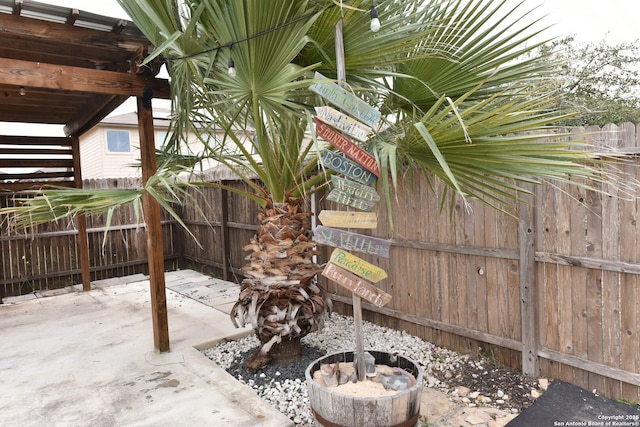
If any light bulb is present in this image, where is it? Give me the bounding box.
[370,5,380,32]
[370,17,380,32]
[228,58,236,77]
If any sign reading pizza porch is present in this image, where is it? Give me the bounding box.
[322,262,391,307]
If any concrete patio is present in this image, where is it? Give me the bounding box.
[0,269,293,427]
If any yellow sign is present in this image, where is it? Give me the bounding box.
[329,248,387,283]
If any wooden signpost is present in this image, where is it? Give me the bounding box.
[315,106,372,142]
[320,149,376,185]
[315,117,379,176]
[318,210,377,229]
[313,225,391,258]
[322,262,391,307]
[310,72,381,127]
[329,248,387,282]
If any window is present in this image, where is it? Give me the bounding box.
[106,130,131,153]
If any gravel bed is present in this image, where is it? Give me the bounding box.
[202,313,542,426]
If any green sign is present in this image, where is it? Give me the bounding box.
[320,149,376,185]
[310,72,381,127]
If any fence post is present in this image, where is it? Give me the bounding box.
[519,198,539,377]
[220,187,231,281]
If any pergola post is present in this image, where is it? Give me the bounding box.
[138,88,170,352]
[70,134,91,291]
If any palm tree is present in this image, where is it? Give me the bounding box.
[3,0,620,368]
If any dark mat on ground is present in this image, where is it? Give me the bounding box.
[507,380,640,427]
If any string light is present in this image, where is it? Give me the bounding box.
[228,57,236,77]
[370,1,381,32]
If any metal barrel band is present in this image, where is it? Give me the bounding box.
[312,408,420,427]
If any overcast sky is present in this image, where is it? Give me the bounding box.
[38,0,638,43]
[2,0,637,136]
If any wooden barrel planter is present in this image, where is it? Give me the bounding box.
[305,350,423,427]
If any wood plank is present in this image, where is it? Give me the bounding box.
[310,72,381,127]
[519,199,539,376]
[0,158,74,168]
[329,248,387,282]
[322,262,391,307]
[317,210,377,229]
[0,136,71,146]
[314,106,372,141]
[326,188,377,211]
[0,58,170,99]
[320,149,376,185]
[313,225,391,258]
[314,117,379,175]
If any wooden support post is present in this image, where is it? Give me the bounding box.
[353,294,366,382]
[70,134,91,291]
[335,19,369,381]
[519,199,539,377]
[221,187,230,281]
[138,88,170,353]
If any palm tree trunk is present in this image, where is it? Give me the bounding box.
[231,197,331,370]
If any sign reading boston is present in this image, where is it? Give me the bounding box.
[314,117,379,176]
[320,149,376,185]
[309,72,381,127]
[322,262,392,307]
[313,225,391,258]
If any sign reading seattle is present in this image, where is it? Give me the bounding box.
[309,72,381,128]
[314,117,379,176]
[313,225,391,258]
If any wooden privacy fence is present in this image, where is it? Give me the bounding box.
[318,123,640,403]
[0,124,639,403]
[0,177,178,296]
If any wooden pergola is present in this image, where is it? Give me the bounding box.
[0,0,173,351]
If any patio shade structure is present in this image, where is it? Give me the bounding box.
[0,0,172,351]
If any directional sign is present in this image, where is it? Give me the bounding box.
[318,210,378,229]
[313,225,391,258]
[314,117,379,176]
[322,262,392,307]
[309,72,381,127]
[327,188,377,211]
[329,248,387,283]
[314,106,372,142]
[320,149,376,185]
[331,176,379,202]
